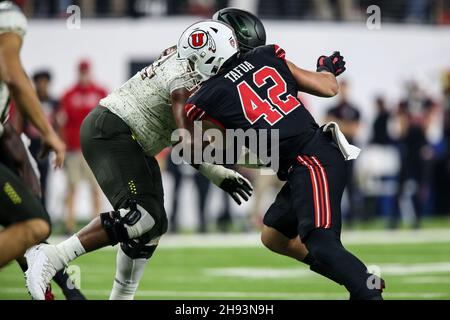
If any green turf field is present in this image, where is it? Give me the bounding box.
[1,231,450,300]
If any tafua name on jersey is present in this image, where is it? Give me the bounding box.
[224,61,255,83]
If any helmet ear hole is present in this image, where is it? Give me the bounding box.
[205,57,215,64]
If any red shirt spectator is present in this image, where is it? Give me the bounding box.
[59,60,107,151]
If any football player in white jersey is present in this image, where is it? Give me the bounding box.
[25,9,266,300]
[0,1,66,267]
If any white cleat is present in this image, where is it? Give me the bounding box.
[24,244,65,300]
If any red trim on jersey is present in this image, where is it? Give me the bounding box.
[274,45,286,61]
[184,104,195,120]
[297,155,321,227]
[185,104,205,122]
[184,103,225,129]
[297,155,332,229]
[304,156,326,228]
[310,156,332,228]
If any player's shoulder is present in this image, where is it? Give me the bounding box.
[187,81,214,104]
[187,76,225,106]
[156,47,180,71]
[156,48,187,82]
[242,44,286,60]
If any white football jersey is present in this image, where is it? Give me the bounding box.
[0,1,27,137]
[100,47,193,156]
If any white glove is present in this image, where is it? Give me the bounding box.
[198,163,253,205]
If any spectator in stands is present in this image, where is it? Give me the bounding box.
[59,60,107,234]
[371,96,393,145]
[13,70,59,207]
[392,82,435,228]
[257,0,304,19]
[24,0,71,17]
[437,0,450,24]
[325,80,361,225]
[367,96,399,227]
[441,70,450,215]
[313,0,360,21]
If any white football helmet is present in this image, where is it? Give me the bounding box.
[177,20,239,84]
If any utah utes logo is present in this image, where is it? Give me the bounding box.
[189,30,208,49]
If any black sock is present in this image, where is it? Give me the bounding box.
[304,229,382,300]
[302,253,315,265]
[302,253,344,286]
[52,270,86,300]
[17,259,27,273]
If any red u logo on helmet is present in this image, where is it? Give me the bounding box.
[189,30,208,49]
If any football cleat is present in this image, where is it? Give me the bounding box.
[44,284,55,300]
[25,244,65,300]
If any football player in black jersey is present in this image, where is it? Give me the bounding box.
[173,19,383,300]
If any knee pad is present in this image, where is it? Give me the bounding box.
[101,200,155,245]
[120,233,159,259]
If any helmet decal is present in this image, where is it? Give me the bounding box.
[189,30,208,49]
[229,37,236,49]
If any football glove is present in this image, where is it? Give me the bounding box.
[198,163,253,205]
[316,51,346,77]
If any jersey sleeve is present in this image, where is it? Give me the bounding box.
[273,44,286,61]
[249,44,287,62]
[184,103,206,122]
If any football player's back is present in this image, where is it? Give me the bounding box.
[186,44,319,165]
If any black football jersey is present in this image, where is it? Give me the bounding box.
[185,44,319,167]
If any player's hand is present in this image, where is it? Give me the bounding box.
[218,170,253,205]
[39,131,66,168]
[316,51,346,77]
[198,163,254,205]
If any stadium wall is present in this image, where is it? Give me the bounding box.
[23,18,450,142]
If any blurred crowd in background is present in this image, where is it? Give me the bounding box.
[10,60,450,234]
[13,0,450,24]
[7,0,450,234]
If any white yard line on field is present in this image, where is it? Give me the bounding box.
[205,262,450,279]
[0,287,448,299]
[47,228,450,249]
[400,276,450,284]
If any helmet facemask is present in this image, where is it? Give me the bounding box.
[177,57,203,91]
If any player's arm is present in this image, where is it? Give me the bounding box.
[171,88,253,205]
[287,51,346,98]
[0,122,41,197]
[0,32,65,167]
